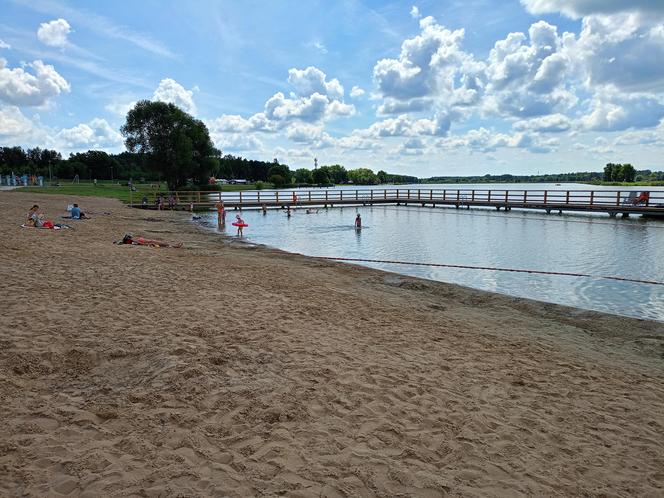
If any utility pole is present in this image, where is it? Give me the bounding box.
[314,157,318,169]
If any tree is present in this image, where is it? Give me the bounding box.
[294,168,313,184]
[377,170,388,184]
[325,164,348,184]
[69,150,120,180]
[604,163,616,182]
[621,163,636,182]
[121,100,216,190]
[267,163,291,184]
[312,168,330,185]
[604,163,637,182]
[348,167,378,185]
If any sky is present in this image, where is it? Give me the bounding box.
[1,0,664,177]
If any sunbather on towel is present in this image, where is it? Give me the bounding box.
[117,234,182,248]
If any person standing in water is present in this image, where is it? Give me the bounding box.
[286,206,291,218]
[355,213,362,229]
[234,214,245,236]
[216,200,225,227]
[261,203,267,215]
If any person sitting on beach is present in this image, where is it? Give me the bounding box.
[70,203,87,219]
[26,205,40,226]
[26,205,55,228]
[118,234,182,248]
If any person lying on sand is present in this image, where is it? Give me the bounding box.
[116,234,183,248]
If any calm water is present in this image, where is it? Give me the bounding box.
[207,184,664,322]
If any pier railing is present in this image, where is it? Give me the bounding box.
[131,188,664,215]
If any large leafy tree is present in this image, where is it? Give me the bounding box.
[121,100,216,190]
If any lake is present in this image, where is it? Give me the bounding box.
[204,183,664,322]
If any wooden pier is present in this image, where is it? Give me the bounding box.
[132,188,664,218]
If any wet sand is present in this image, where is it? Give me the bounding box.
[1,192,663,497]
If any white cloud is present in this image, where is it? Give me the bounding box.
[484,21,576,118]
[286,123,325,143]
[438,127,557,153]
[56,117,122,148]
[37,18,71,48]
[207,113,274,133]
[336,134,381,150]
[207,66,355,151]
[569,13,664,93]
[211,133,262,152]
[513,113,571,132]
[0,58,70,106]
[310,41,328,54]
[580,93,664,131]
[410,6,421,19]
[264,91,354,123]
[287,66,344,100]
[521,0,664,19]
[16,0,177,59]
[350,85,365,98]
[0,39,10,49]
[372,16,485,122]
[614,129,663,146]
[104,100,136,117]
[358,113,450,138]
[0,105,34,137]
[152,78,196,115]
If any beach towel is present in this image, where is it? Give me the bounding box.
[21,224,71,230]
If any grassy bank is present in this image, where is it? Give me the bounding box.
[18,182,264,203]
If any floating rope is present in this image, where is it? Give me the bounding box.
[312,256,664,286]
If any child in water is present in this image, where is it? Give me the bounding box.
[355,213,362,229]
[235,214,245,236]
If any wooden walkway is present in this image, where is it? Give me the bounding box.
[132,188,664,218]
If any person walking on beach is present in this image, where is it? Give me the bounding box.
[355,213,362,229]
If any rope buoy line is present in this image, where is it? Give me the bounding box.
[312,255,664,286]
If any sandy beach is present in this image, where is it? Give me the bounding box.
[1,191,663,497]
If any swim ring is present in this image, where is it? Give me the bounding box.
[232,222,248,227]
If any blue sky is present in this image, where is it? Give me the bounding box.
[1,0,664,177]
